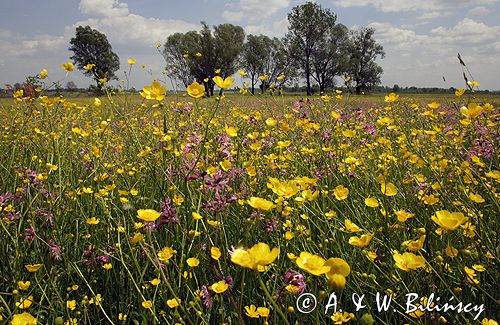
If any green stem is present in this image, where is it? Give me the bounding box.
[257,273,290,325]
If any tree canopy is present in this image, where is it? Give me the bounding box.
[69,25,120,93]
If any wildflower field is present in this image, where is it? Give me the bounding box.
[0,84,498,324]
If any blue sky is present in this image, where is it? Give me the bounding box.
[1,0,499,90]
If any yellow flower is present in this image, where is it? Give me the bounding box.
[40,69,48,79]
[455,88,465,97]
[94,98,101,107]
[25,264,43,273]
[83,63,95,70]
[277,75,285,80]
[86,217,100,225]
[331,311,356,324]
[325,258,351,277]
[62,62,75,72]
[364,197,379,208]
[18,281,31,291]
[211,247,222,260]
[157,246,176,262]
[225,125,238,137]
[211,280,229,293]
[384,92,399,103]
[469,193,485,203]
[187,257,200,267]
[230,242,280,272]
[394,210,415,222]
[127,58,136,65]
[348,234,373,248]
[381,182,397,196]
[295,252,330,276]
[67,300,77,310]
[102,263,112,270]
[327,273,347,290]
[11,312,37,325]
[195,52,202,57]
[150,278,161,286]
[257,306,270,318]
[140,81,167,101]
[431,210,468,231]
[427,102,440,109]
[136,209,161,222]
[402,235,426,251]
[16,295,34,309]
[393,251,426,271]
[213,76,235,89]
[130,233,144,243]
[192,212,203,220]
[245,305,260,318]
[481,318,498,325]
[334,185,349,200]
[259,75,268,81]
[167,298,181,308]
[267,178,300,198]
[142,300,153,309]
[344,219,362,233]
[187,81,205,98]
[247,197,275,211]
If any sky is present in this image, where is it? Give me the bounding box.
[1,0,499,90]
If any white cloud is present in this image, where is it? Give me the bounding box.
[79,0,129,17]
[223,0,290,23]
[244,18,289,37]
[331,0,498,13]
[367,18,500,88]
[467,6,490,16]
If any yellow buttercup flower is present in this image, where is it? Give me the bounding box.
[384,92,399,103]
[11,312,37,325]
[140,81,167,101]
[247,197,275,211]
[136,209,161,222]
[142,300,153,309]
[431,210,468,231]
[230,242,279,272]
[18,281,31,291]
[364,197,379,208]
[40,69,48,79]
[295,252,330,276]
[187,81,205,98]
[267,178,300,198]
[187,257,200,267]
[127,58,136,65]
[157,246,176,262]
[213,76,235,89]
[393,251,426,271]
[62,62,75,72]
[210,280,229,293]
[348,234,373,248]
[25,264,43,273]
[167,298,181,308]
[333,185,349,200]
[16,295,34,309]
[211,247,222,260]
[381,182,398,196]
[83,63,95,70]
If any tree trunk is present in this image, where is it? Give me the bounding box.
[305,59,312,96]
[251,76,255,95]
[355,85,361,95]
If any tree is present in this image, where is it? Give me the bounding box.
[346,27,385,95]
[163,31,199,88]
[66,81,78,91]
[69,26,120,93]
[311,24,350,93]
[163,22,244,96]
[240,35,271,94]
[286,2,337,95]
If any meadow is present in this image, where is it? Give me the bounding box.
[0,83,498,325]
